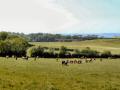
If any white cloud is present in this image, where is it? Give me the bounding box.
[33,0,79,33]
[0,0,79,33]
[1,0,119,34]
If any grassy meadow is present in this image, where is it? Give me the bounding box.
[30,39,120,54]
[0,39,120,90]
[0,57,120,90]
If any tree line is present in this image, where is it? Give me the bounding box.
[27,46,120,58]
[6,32,101,42]
[27,33,101,42]
[0,31,119,58]
[0,32,31,57]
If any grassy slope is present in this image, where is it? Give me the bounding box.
[30,39,120,54]
[0,58,120,90]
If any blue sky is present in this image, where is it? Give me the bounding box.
[0,0,120,34]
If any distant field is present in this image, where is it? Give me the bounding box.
[30,39,120,54]
[0,58,120,90]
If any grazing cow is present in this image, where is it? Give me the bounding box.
[78,60,82,64]
[69,60,74,64]
[6,56,9,59]
[74,60,78,64]
[62,61,68,66]
[89,58,93,62]
[64,62,68,66]
[37,56,39,58]
[62,61,65,65]
[85,60,89,63]
[12,55,15,58]
[22,56,29,60]
[93,58,96,61]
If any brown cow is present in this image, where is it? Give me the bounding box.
[62,60,68,66]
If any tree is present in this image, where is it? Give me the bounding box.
[81,47,99,57]
[27,46,44,57]
[0,31,9,41]
[74,49,81,54]
[101,50,112,58]
[59,46,67,55]
[0,40,11,56]
[7,37,30,56]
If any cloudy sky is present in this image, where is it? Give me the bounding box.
[0,0,120,34]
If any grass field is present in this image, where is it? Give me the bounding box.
[30,39,120,54]
[0,57,120,90]
[0,39,120,90]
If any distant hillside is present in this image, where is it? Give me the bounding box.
[31,38,120,54]
[72,33,120,38]
[95,33,120,38]
[1,31,120,42]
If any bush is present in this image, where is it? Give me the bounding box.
[0,31,8,41]
[0,37,30,57]
[101,50,112,58]
[80,47,99,57]
[59,46,67,55]
[8,37,30,57]
[27,46,44,57]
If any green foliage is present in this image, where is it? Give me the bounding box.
[0,31,9,40]
[9,37,30,56]
[101,50,112,58]
[7,35,20,39]
[59,46,67,55]
[0,40,11,55]
[28,33,99,42]
[74,49,81,54]
[48,48,54,55]
[81,47,99,57]
[30,38,120,55]
[0,58,120,90]
[0,32,30,57]
[27,46,44,57]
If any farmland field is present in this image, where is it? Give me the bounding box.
[0,39,120,90]
[0,57,120,90]
[30,39,120,54]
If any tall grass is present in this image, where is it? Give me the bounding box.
[0,57,120,90]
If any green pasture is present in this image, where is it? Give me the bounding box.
[30,39,120,54]
[0,57,120,90]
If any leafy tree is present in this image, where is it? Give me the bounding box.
[48,48,54,55]
[27,46,44,57]
[59,46,67,55]
[101,50,112,58]
[0,40,11,56]
[81,47,99,57]
[74,49,81,54]
[0,31,9,40]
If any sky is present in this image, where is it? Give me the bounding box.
[0,0,120,34]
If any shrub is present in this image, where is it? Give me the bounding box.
[0,37,30,57]
[0,31,8,41]
[8,37,30,57]
[80,47,99,57]
[27,46,44,57]
[59,46,67,55]
[101,50,112,58]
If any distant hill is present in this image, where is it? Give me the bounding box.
[1,31,120,41]
[94,33,120,38]
[31,38,120,54]
[66,33,120,38]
